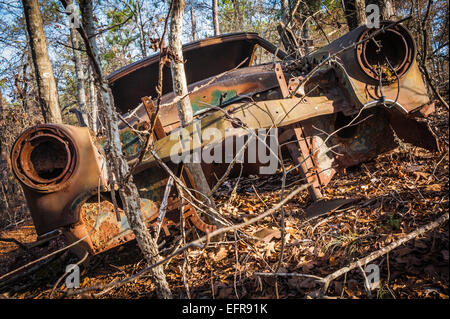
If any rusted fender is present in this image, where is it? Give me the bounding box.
[302,21,429,114]
[10,124,108,235]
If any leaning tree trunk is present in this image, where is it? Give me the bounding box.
[169,0,216,209]
[67,0,88,126]
[22,0,62,123]
[62,0,172,299]
[212,0,220,35]
[78,0,99,59]
[342,0,366,31]
[380,0,395,20]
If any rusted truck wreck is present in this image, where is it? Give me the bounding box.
[10,21,439,257]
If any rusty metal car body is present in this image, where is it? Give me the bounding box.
[10,22,439,257]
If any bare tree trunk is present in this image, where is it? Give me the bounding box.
[281,0,290,25]
[367,0,395,20]
[342,0,366,31]
[232,0,243,31]
[169,0,216,208]
[302,19,311,55]
[22,0,62,123]
[79,0,99,130]
[136,0,147,58]
[78,0,99,56]
[212,0,220,35]
[380,0,395,19]
[79,0,101,131]
[190,2,198,41]
[23,53,33,112]
[67,0,88,126]
[88,65,98,132]
[63,0,172,299]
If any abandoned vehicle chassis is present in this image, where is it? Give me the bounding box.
[10,22,439,257]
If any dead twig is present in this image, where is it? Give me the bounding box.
[254,272,324,281]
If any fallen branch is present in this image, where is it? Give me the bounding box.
[0,251,67,290]
[50,251,89,298]
[320,212,449,293]
[254,272,323,281]
[0,237,29,251]
[254,212,448,297]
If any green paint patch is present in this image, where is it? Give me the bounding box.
[191,89,238,114]
[120,129,142,157]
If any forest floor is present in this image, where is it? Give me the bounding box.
[0,104,448,299]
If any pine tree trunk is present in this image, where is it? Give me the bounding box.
[67,0,88,126]
[65,0,172,299]
[169,0,216,208]
[342,0,366,31]
[22,0,62,123]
